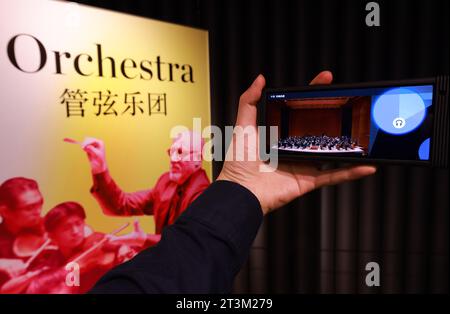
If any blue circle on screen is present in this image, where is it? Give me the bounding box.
[418,138,430,160]
[372,88,426,135]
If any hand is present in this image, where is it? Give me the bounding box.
[116,245,136,263]
[108,220,148,248]
[217,71,377,215]
[0,258,27,277]
[81,137,108,175]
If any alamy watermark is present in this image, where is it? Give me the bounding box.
[169,118,279,173]
[365,2,381,27]
[365,262,381,287]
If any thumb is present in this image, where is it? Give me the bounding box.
[309,70,333,85]
[236,74,266,128]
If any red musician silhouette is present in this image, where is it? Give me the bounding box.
[0,178,47,290]
[65,130,210,246]
[2,202,138,294]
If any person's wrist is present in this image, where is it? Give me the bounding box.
[216,172,266,215]
[92,163,108,175]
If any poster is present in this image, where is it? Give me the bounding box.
[0,0,211,293]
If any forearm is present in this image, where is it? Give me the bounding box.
[90,170,152,216]
[1,269,50,294]
[89,180,263,294]
[25,268,66,294]
[1,274,31,294]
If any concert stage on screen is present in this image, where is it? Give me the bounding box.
[274,135,365,156]
[263,79,449,166]
[268,94,372,157]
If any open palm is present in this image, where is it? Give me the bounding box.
[218,71,377,214]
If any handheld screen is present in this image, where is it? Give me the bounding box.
[265,84,434,162]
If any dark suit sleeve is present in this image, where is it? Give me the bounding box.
[89,180,263,294]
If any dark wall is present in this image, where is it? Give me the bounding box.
[289,108,342,137]
[74,0,449,293]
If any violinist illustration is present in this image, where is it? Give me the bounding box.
[0,131,211,294]
[0,177,47,289]
[1,201,144,294]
